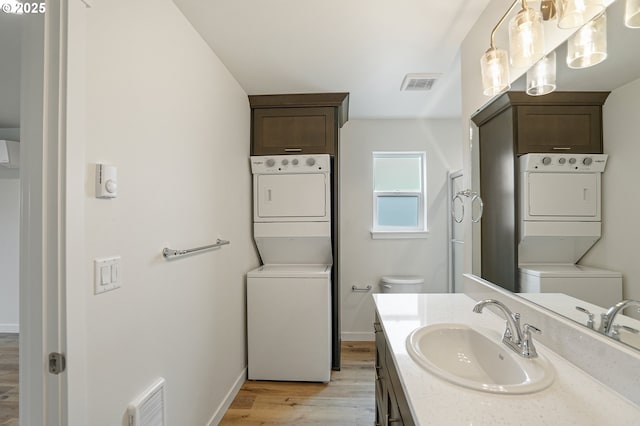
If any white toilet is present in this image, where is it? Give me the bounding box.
[380,276,426,293]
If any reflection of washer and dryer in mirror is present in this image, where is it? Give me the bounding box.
[247,154,332,382]
[517,153,622,307]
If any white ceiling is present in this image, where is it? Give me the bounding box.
[172,0,492,119]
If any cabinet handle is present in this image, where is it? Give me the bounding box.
[552,147,571,150]
[284,148,302,152]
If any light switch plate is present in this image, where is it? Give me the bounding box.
[94,256,121,294]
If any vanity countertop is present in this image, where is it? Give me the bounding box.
[373,293,640,426]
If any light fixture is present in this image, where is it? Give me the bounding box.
[567,12,608,69]
[626,0,640,28]
[480,0,520,96]
[509,1,545,68]
[556,0,605,29]
[526,51,557,96]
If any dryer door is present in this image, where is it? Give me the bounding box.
[525,172,600,220]
[255,173,329,221]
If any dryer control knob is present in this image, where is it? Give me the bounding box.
[558,158,566,165]
[292,158,299,165]
[542,156,552,165]
[281,159,289,166]
[266,158,276,167]
[306,157,316,166]
[583,157,593,166]
[569,158,577,164]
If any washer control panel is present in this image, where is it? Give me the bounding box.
[250,154,331,174]
[520,153,608,173]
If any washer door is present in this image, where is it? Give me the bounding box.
[255,173,329,221]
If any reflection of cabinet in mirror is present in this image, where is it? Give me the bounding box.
[471,91,609,292]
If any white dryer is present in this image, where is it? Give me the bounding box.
[247,154,333,382]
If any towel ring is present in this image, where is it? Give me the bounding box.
[451,194,465,224]
[471,194,484,223]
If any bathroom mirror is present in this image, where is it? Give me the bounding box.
[470,0,640,351]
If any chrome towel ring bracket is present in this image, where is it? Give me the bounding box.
[451,190,484,223]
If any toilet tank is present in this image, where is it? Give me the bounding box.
[380,276,426,293]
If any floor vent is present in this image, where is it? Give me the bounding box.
[400,73,441,91]
[128,378,166,426]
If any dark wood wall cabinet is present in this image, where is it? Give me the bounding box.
[471,91,609,292]
[249,93,349,155]
[375,314,414,426]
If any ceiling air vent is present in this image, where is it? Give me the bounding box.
[400,73,441,91]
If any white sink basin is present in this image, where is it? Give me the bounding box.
[406,323,555,394]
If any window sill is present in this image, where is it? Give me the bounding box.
[370,230,429,240]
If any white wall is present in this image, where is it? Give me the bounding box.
[66,0,259,424]
[0,166,19,333]
[339,119,462,339]
[581,77,640,312]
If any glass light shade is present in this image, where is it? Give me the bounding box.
[509,7,545,68]
[480,48,511,96]
[526,51,557,96]
[557,0,605,29]
[566,12,607,69]
[626,0,640,28]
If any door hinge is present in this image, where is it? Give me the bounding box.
[48,352,66,375]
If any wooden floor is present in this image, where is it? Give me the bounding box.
[220,341,376,425]
[0,334,18,426]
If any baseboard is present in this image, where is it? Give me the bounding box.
[341,331,374,341]
[207,366,246,426]
[0,324,19,333]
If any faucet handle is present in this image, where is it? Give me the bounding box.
[521,324,541,358]
[575,306,595,329]
[610,324,640,340]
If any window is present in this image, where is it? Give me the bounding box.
[372,152,427,238]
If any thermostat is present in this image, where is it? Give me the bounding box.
[96,164,118,198]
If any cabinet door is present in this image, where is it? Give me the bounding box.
[516,105,602,154]
[252,107,336,155]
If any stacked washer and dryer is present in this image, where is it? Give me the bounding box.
[518,153,622,307]
[247,154,332,382]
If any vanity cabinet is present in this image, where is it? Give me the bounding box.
[471,91,609,292]
[374,314,414,426]
[249,93,349,155]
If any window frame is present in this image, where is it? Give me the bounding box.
[371,151,428,239]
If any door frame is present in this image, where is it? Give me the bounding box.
[447,169,463,293]
[19,1,66,424]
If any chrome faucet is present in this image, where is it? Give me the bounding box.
[473,299,540,358]
[601,299,640,336]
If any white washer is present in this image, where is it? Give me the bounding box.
[247,264,331,382]
[519,264,622,308]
